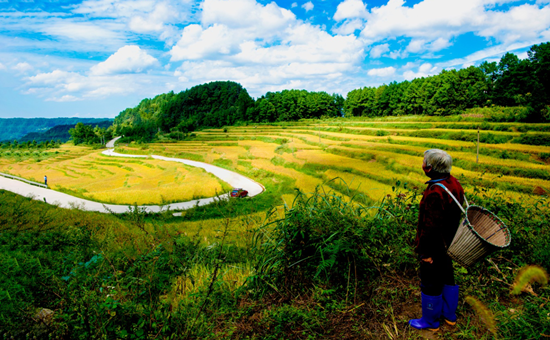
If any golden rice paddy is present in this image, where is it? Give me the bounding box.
[0,145,229,205]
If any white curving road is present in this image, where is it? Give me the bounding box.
[0,137,264,214]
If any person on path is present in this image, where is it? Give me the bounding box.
[44,175,47,187]
[409,149,464,332]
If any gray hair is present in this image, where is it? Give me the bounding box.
[423,149,452,174]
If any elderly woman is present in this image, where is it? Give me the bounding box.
[409,149,464,331]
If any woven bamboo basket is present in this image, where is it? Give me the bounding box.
[447,205,511,268]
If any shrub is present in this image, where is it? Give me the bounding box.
[250,183,419,296]
[511,133,550,146]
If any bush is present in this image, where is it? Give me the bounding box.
[511,133,550,146]
[250,183,419,296]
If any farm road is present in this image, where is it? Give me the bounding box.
[0,137,264,214]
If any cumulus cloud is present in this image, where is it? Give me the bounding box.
[28,70,86,87]
[302,2,314,12]
[173,59,357,97]
[129,3,178,33]
[334,0,368,21]
[370,43,390,58]
[49,95,80,102]
[13,62,34,73]
[167,0,368,96]
[359,0,550,47]
[90,45,158,76]
[201,0,294,32]
[171,0,364,66]
[367,66,396,77]
[73,0,190,42]
[25,67,147,101]
[170,0,300,61]
[403,63,439,80]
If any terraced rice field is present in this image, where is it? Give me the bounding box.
[0,145,230,205]
[2,117,549,207]
[114,118,550,206]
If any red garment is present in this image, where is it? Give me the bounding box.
[414,175,465,259]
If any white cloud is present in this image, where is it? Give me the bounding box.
[440,40,538,68]
[13,62,34,73]
[23,65,158,102]
[170,0,298,61]
[402,62,439,80]
[334,0,368,21]
[90,45,158,76]
[170,24,237,61]
[201,0,295,33]
[477,4,550,43]
[73,0,190,43]
[368,66,396,77]
[167,0,366,97]
[389,49,407,59]
[41,22,122,42]
[174,60,357,97]
[28,70,85,86]
[0,62,7,71]
[370,43,389,58]
[74,0,162,18]
[49,95,80,102]
[332,18,364,35]
[129,3,178,33]
[291,2,298,8]
[359,0,550,48]
[302,2,314,12]
[229,24,364,65]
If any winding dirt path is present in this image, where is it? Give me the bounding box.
[0,137,264,214]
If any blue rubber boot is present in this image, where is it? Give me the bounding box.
[409,293,442,331]
[442,284,459,326]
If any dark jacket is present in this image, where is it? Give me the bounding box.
[414,175,464,259]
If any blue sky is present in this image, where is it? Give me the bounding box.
[1,0,549,118]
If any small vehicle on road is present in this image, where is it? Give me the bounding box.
[230,188,248,198]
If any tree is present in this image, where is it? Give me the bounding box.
[69,122,96,145]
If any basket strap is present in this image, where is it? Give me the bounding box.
[432,183,466,214]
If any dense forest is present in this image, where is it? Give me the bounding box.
[345,43,549,120]
[0,118,112,142]
[111,42,549,142]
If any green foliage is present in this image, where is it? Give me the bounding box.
[69,122,113,145]
[250,183,419,296]
[511,133,550,146]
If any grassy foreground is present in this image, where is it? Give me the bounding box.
[1,180,548,339]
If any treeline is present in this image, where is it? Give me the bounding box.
[112,81,344,142]
[0,118,112,142]
[68,122,114,145]
[346,42,549,121]
[112,42,550,142]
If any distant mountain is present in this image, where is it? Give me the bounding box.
[18,120,113,143]
[0,118,113,142]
